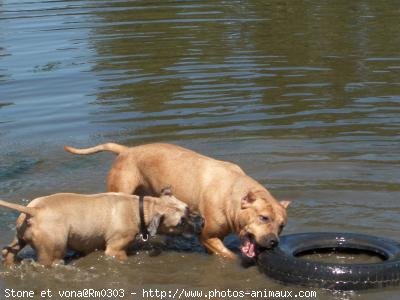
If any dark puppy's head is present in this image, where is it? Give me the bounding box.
[237,190,290,258]
[148,187,204,237]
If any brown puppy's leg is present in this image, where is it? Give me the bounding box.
[33,233,66,267]
[2,237,26,267]
[36,245,66,267]
[3,214,30,266]
[200,237,236,260]
[36,251,56,266]
[105,248,128,261]
[105,236,134,261]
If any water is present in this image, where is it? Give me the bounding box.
[297,249,384,264]
[1,0,400,299]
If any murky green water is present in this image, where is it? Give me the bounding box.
[1,0,400,299]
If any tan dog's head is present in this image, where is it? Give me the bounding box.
[237,190,290,258]
[148,187,204,237]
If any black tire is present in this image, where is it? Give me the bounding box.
[257,232,400,290]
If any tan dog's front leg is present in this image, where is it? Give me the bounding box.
[201,237,237,260]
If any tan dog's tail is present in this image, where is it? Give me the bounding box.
[0,200,36,216]
[64,143,127,155]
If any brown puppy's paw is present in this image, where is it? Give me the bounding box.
[2,248,16,267]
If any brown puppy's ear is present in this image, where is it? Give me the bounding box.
[148,214,163,237]
[280,200,291,209]
[161,186,173,196]
[241,191,257,209]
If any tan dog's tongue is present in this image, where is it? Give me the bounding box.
[241,240,256,258]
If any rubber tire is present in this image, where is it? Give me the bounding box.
[257,232,400,290]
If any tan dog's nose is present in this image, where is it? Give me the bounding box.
[262,233,279,249]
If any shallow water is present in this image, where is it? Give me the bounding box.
[0,0,400,299]
[298,249,383,264]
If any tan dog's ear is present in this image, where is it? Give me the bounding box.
[161,186,173,196]
[280,200,291,209]
[148,214,163,237]
[241,191,257,209]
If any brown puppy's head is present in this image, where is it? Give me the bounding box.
[148,187,204,237]
[237,190,290,258]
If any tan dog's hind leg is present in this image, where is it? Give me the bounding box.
[201,237,236,260]
[2,237,26,267]
[107,166,140,194]
[107,177,137,194]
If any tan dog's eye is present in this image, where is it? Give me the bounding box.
[259,215,270,223]
[279,224,285,233]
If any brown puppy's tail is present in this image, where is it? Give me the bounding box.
[64,143,128,155]
[0,200,36,216]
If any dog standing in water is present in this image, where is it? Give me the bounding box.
[65,143,290,259]
[1,189,203,266]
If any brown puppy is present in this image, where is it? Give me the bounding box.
[65,143,290,259]
[1,189,203,266]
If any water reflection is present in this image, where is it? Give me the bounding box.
[88,0,400,142]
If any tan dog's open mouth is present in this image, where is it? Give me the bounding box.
[240,233,258,258]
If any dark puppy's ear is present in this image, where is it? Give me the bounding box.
[161,186,173,196]
[148,214,163,237]
[241,191,257,209]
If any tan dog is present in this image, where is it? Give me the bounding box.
[1,189,203,266]
[65,143,290,259]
